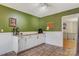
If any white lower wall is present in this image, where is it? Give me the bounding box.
[45,31,63,47]
[0,31,63,55]
[0,33,13,55]
[12,36,18,53]
[0,32,37,55]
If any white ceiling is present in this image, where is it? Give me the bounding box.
[1,3,79,17]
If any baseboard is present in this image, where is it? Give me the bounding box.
[1,51,16,56]
[45,42,63,48]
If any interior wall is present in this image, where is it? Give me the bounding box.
[45,32,63,47]
[0,5,79,32]
[42,8,79,47]
[0,5,40,32]
[0,33,13,55]
[41,8,79,31]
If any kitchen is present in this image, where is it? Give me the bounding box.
[0,3,79,56]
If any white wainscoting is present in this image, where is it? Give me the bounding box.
[0,33,13,55]
[45,31,63,47]
[0,32,38,55]
[0,31,63,55]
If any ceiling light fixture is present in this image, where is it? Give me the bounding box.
[39,3,48,7]
[35,3,49,15]
[39,3,48,10]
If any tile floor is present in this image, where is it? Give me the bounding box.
[1,44,76,56]
[18,44,65,56]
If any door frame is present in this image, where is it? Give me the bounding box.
[62,13,79,55]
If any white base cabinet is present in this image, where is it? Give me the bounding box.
[13,33,45,53]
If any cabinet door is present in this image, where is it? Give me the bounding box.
[37,34,45,44]
[26,35,38,49]
[24,34,45,50]
[31,35,38,46]
[25,36,32,49]
[18,37,26,52]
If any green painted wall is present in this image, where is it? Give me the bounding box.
[41,8,79,31]
[0,5,79,32]
[0,5,40,32]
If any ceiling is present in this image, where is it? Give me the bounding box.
[1,3,79,17]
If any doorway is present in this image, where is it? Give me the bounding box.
[62,14,78,55]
